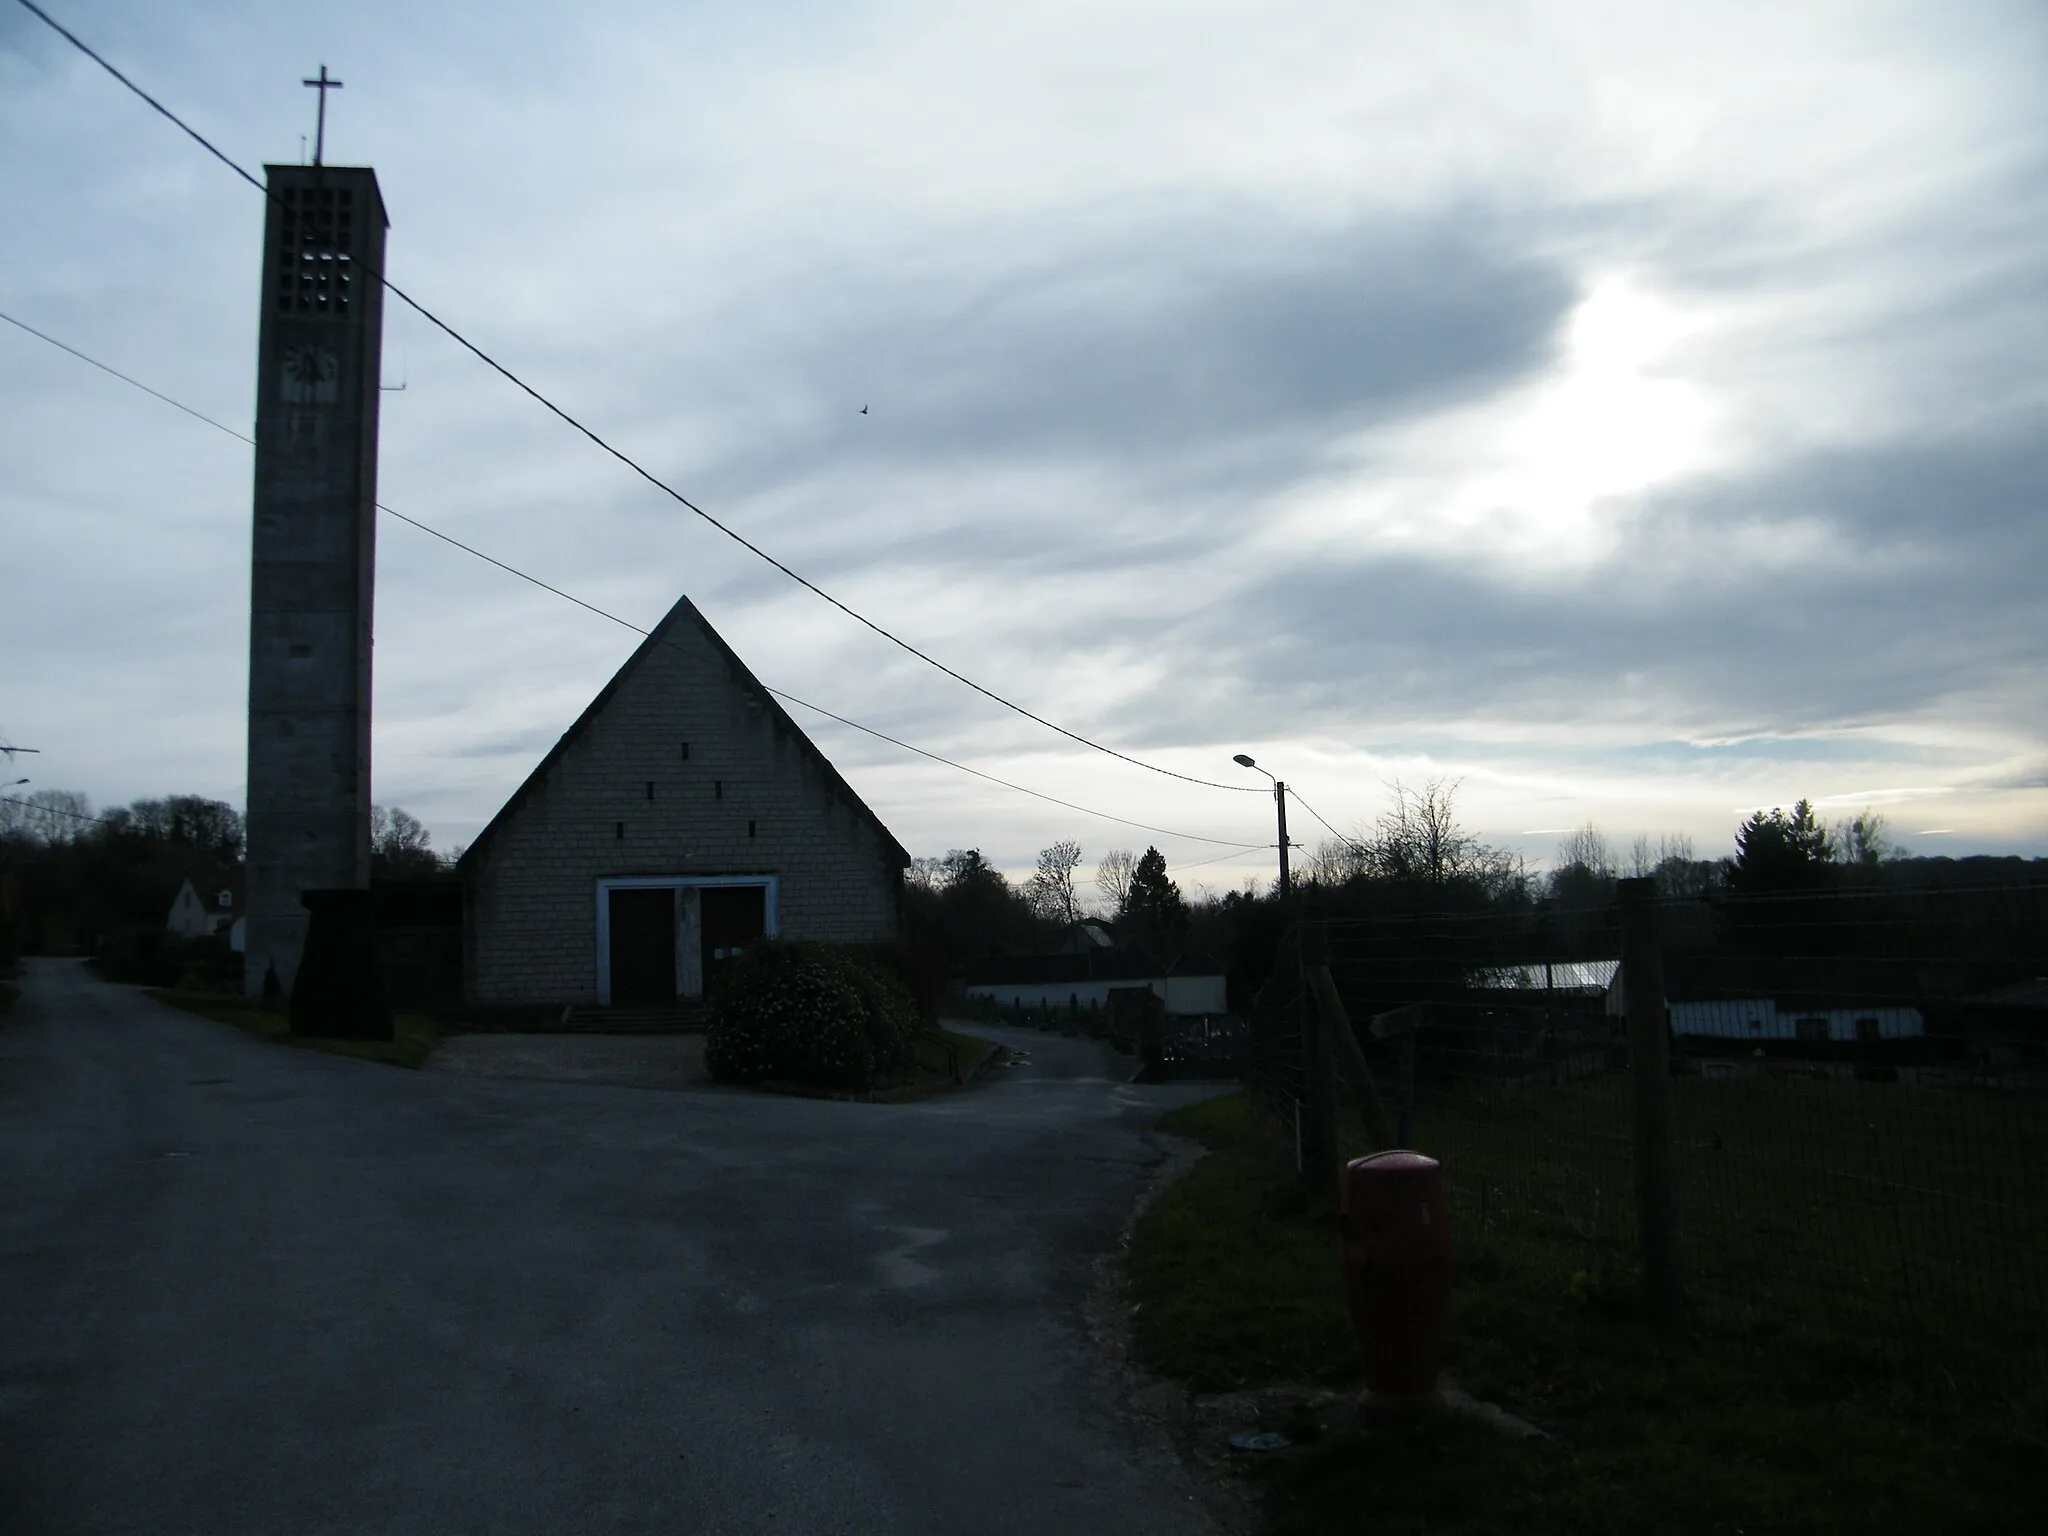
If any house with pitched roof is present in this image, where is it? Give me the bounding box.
[165,874,240,941]
[457,595,910,1010]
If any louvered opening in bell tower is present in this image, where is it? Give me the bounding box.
[274,184,357,316]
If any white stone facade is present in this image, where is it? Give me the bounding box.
[460,597,908,1006]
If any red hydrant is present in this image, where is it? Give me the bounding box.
[1339,1150,1452,1409]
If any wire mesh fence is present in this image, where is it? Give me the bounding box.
[1246,925,1307,1127]
[1248,881,2048,1409]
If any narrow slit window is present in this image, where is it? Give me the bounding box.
[615,821,626,840]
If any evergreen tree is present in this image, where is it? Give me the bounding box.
[1733,799,1834,892]
[1122,846,1189,956]
[902,848,1047,961]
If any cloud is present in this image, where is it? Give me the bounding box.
[2,0,2046,874]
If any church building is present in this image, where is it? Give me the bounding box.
[458,595,909,1009]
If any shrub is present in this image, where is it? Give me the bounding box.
[92,931,239,989]
[838,957,919,1075]
[704,939,921,1091]
[90,928,178,986]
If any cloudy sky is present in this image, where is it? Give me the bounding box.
[3,0,2044,891]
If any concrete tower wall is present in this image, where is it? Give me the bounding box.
[244,165,389,998]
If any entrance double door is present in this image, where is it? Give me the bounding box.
[698,885,766,998]
[606,883,766,1006]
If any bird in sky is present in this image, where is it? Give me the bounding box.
[859,404,869,415]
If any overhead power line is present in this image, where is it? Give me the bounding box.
[13,0,1261,797]
[1172,844,1271,876]
[0,793,107,827]
[1286,784,1355,848]
[2,309,246,438]
[0,306,1269,854]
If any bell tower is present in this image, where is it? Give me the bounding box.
[243,160,389,999]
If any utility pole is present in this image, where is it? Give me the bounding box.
[1274,779,1291,899]
[1232,753,1294,900]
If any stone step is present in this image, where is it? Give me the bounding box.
[557,1003,711,1035]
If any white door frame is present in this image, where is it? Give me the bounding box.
[594,874,780,1005]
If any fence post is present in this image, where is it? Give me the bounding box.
[1297,920,1340,1201]
[1308,963,1401,1153]
[1399,1032,1416,1147]
[1619,877,1683,1322]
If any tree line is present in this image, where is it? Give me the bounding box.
[904,841,1194,963]
[0,789,455,963]
[902,782,2046,1010]
[9,778,2033,1000]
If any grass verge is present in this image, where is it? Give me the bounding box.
[914,1026,1000,1080]
[145,988,445,1069]
[858,1028,1000,1101]
[1129,1092,2046,1536]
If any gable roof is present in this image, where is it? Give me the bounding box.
[167,869,243,912]
[457,593,909,873]
[1054,920,1117,953]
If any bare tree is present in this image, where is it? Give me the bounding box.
[1306,831,1371,887]
[370,805,440,877]
[370,805,431,853]
[907,856,950,892]
[1095,847,1138,919]
[1556,824,1615,879]
[3,788,94,845]
[1831,809,1898,868]
[1367,778,1519,893]
[1025,839,1084,925]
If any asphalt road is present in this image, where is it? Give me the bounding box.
[0,960,1226,1535]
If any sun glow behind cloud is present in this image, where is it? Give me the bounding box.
[3,0,2045,877]
[1269,274,1722,570]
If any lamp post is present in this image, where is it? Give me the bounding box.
[1232,754,1291,899]
[1237,751,1337,1196]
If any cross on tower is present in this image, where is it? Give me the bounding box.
[302,65,343,166]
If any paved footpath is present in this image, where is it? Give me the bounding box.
[0,960,1224,1535]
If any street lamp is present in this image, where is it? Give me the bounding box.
[1232,754,1291,899]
